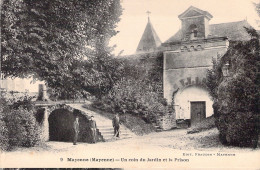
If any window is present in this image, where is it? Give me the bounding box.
[189,24,198,39]
[197,45,202,50]
[181,46,188,52]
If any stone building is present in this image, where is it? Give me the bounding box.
[136,6,254,128]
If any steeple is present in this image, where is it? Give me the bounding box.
[136,11,161,53]
[147,10,151,22]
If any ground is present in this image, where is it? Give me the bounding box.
[4,128,259,153]
[2,128,260,168]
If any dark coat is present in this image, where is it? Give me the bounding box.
[89,120,97,129]
[112,115,120,127]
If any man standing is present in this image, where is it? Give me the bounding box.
[73,116,79,145]
[89,115,97,143]
[112,113,120,138]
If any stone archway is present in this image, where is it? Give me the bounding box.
[172,84,213,126]
[48,108,75,142]
[35,104,97,143]
[48,108,93,143]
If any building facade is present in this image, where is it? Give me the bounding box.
[136,6,253,127]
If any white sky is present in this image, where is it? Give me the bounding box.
[110,0,260,55]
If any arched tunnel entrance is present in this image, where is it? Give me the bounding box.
[48,109,94,143]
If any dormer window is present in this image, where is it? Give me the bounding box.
[189,24,198,39]
[178,6,213,39]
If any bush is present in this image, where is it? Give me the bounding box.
[206,29,260,148]
[92,78,166,123]
[3,108,41,149]
[0,98,10,151]
[0,95,41,151]
[216,73,258,147]
[0,116,9,151]
[92,54,166,123]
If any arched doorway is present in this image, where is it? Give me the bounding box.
[174,86,213,126]
[48,109,92,142]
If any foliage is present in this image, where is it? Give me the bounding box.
[92,52,166,123]
[1,0,122,99]
[3,107,41,149]
[255,1,260,17]
[0,99,9,151]
[206,28,260,148]
[206,59,222,100]
[0,96,41,151]
[82,104,156,135]
[254,1,260,26]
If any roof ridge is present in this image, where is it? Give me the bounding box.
[210,19,248,26]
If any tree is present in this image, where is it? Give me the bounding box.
[92,52,166,123]
[206,29,260,147]
[205,2,260,148]
[255,1,260,26]
[1,0,122,99]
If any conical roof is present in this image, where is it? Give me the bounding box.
[136,17,161,53]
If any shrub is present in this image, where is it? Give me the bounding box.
[92,53,166,123]
[0,98,10,151]
[3,107,41,149]
[92,78,166,123]
[0,119,9,151]
[216,73,258,147]
[0,95,41,151]
[206,29,260,148]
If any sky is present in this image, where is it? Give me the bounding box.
[109,0,260,55]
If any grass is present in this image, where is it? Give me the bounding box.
[82,104,156,136]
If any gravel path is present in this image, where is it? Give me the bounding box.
[4,128,259,153]
[2,128,260,168]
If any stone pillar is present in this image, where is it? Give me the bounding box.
[37,84,49,101]
[41,107,49,141]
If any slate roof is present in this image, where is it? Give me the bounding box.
[136,17,162,53]
[165,20,253,43]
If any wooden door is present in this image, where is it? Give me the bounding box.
[190,101,206,126]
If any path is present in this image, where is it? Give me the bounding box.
[67,104,135,141]
[2,128,260,168]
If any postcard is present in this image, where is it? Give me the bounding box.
[0,0,260,169]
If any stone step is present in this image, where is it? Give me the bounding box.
[99,130,128,133]
[100,131,132,136]
[102,133,132,137]
[102,134,133,140]
[98,128,129,132]
[67,104,136,142]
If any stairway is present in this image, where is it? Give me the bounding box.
[67,104,135,141]
[97,125,134,141]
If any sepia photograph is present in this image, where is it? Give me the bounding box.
[0,0,260,169]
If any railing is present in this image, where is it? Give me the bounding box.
[34,99,90,106]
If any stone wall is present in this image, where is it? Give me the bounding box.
[157,111,176,130]
[181,16,207,39]
[163,42,228,103]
